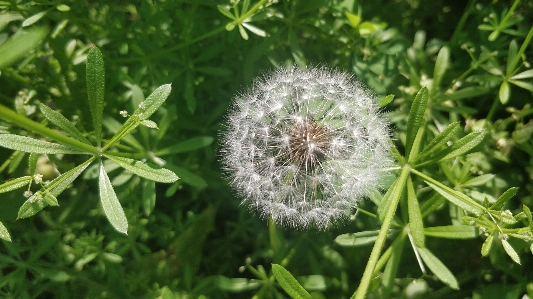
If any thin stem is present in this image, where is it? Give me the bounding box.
[0,104,99,155]
[352,165,410,299]
[508,24,533,76]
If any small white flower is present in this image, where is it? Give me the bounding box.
[33,173,43,184]
[220,66,393,230]
[120,110,128,117]
[23,190,33,198]
[138,102,146,109]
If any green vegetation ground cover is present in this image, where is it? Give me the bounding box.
[0,0,532,298]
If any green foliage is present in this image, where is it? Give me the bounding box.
[0,0,532,298]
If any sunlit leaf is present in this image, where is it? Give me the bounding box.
[424,225,478,239]
[490,187,519,210]
[424,181,484,215]
[501,238,521,264]
[272,264,312,299]
[0,134,84,154]
[0,176,31,193]
[440,130,487,161]
[0,26,48,70]
[105,154,178,183]
[99,161,128,234]
[499,81,510,104]
[86,47,105,146]
[407,177,425,247]
[39,103,91,145]
[22,10,48,27]
[405,87,428,159]
[0,222,12,242]
[417,247,459,290]
[335,230,396,247]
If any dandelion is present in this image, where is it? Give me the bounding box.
[220,66,393,230]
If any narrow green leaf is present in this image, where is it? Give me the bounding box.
[99,161,128,234]
[414,122,460,164]
[142,179,156,216]
[335,230,396,247]
[499,81,510,104]
[344,11,361,27]
[405,87,428,159]
[18,158,94,219]
[242,23,266,37]
[156,136,214,156]
[440,86,491,102]
[272,264,312,299]
[0,134,84,154]
[0,26,48,70]
[440,130,487,161]
[238,24,249,40]
[501,239,521,264]
[462,174,495,187]
[0,176,31,193]
[164,163,208,188]
[0,221,11,242]
[22,10,48,27]
[140,119,158,129]
[432,46,450,95]
[481,234,493,256]
[378,94,394,108]
[424,225,478,239]
[86,47,105,146]
[39,103,91,145]
[105,155,178,183]
[28,152,38,174]
[511,69,533,80]
[421,193,446,217]
[425,181,484,215]
[417,247,459,290]
[407,177,425,248]
[102,116,143,150]
[490,187,519,210]
[136,84,172,121]
[217,5,236,20]
[506,40,518,75]
[509,79,533,92]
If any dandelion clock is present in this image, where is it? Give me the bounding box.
[220,66,393,230]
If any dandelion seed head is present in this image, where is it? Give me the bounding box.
[220,66,393,230]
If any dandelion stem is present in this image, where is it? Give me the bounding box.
[352,165,410,299]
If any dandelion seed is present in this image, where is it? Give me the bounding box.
[220,66,393,230]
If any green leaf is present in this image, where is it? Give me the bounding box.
[0,134,84,154]
[18,158,94,219]
[105,155,178,183]
[0,176,31,193]
[499,81,510,104]
[137,84,172,121]
[272,264,312,299]
[335,230,396,247]
[417,247,459,290]
[440,86,491,102]
[407,177,425,247]
[156,136,214,155]
[378,94,394,108]
[501,239,521,264]
[462,174,495,187]
[508,79,533,92]
[424,225,478,239]
[217,5,235,20]
[102,116,143,150]
[242,23,266,37]
[440,130,487,161]
[22,10,48,27]
[39,103,92,145]
[490,187,519,210]
[405,87,428,159]
[28,152,38,174]
[238,24,249,40]
[86,47,105,146]
[99,161,128,234]
[432,46,449,95]
[0,26,48,70]
[142,179,156,216]
[510,69,533,80]
[140,119,158,129]
[506,40,518,75]
[344,11,361,27]
[164,163,208,188]
[413,122,460,164]
[425,181,485,215]
[0,221,11,241]
[481,234,494,256]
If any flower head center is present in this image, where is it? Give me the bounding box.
[288,120,329,169]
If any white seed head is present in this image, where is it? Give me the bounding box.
[220,66,393,230]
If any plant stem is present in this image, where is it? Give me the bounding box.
[0,104,99,155]
[352,165,410,299]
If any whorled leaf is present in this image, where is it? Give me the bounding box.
[0,221,11,242]
[39,103,91,145]
[272,264,312,299]
[105,154,178,183]
[99,161,128,234]
[0,176,31,193]
[405,87,429,159]
[0,134,84,154]
[417,247,459,290]
[86,47,105,146]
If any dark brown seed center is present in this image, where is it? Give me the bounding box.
[288,120,329,169]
